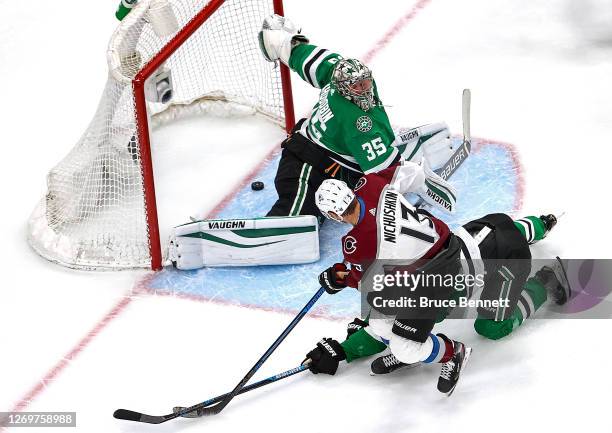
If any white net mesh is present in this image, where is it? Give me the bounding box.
[28,0,286,270]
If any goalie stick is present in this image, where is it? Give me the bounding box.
[113,287,326,424]
[435,88,472,180]
[412,89,471,209]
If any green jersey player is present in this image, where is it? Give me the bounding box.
[288,47,398,174]
[259,14,451,220]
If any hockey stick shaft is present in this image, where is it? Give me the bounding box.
[202,363,309,406]
[113,365,309,424]
[435,88,471,180]
[462,88,471,143]
[195,286,325,416]
[174,363,309,416]
[434,139,471,180]
[113,287,325,424]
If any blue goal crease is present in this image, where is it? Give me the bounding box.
[148,138,522,318]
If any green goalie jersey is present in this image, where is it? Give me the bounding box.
[288,44,398,174]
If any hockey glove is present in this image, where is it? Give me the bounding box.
[258,14,309,64]
[319,263,348,294]
[304,338,346,375]
[346,317,368,339]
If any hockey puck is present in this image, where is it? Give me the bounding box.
[251,181,264,191]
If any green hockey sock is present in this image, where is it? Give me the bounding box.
[514,216,547,244]
[515,277,548,322]
[341,327,388,363]
[474,277,548,340]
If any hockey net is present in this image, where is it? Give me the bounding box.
[27,0,294,270]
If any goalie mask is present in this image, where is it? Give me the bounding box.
[316,179,356,222]
[332,59,376,111]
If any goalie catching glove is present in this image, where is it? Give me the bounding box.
[303,338,346,375]
[258,14,309,64]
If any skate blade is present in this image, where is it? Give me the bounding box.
[445,347,472,397]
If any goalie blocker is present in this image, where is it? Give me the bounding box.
[168,216,319,270]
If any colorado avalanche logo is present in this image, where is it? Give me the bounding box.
[354,177,367,191]
[343,236,357,254]
[356,116,372,132]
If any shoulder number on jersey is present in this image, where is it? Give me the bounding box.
[362,137,387,161]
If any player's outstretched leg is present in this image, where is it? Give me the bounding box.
[474,257,571,340]
[513,214,558,244]
[370,306,456,375]
[437,334,472,396]
[474,275,546,340]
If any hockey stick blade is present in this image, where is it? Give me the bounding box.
[193,289,324,418]
[113,403,214,423]
[113,289,325,424]
[113,392,229,423]
[113,409,172,424]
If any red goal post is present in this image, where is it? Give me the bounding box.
[133,0,296,270]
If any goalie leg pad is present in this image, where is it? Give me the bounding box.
[168,216,319,270]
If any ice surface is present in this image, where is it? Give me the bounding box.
[3,1,612,432]
[147,137,522,318]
